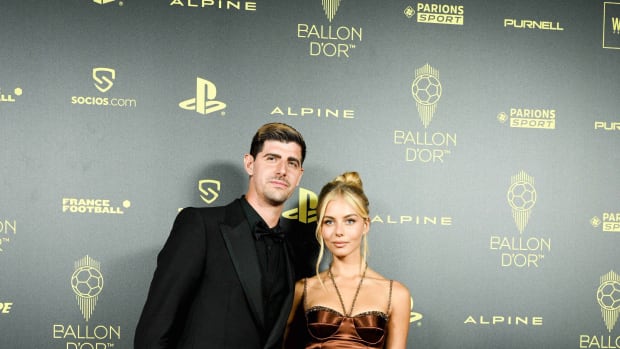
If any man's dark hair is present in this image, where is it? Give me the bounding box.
[249,123,306,164]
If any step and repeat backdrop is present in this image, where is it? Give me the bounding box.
[1,0,619,348]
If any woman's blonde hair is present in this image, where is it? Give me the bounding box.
[315,171,370,277]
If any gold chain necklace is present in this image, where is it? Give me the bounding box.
[327,264,368,317]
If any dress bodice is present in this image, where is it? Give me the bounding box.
[302,277,393,349]
[305,306,388,349]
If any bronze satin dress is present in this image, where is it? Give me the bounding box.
[302,278,393,349]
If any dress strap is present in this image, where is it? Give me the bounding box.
[387,280,394,314]
[303,278,308,310]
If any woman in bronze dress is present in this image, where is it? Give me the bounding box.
[285,172,411,349]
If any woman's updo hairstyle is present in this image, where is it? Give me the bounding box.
[315,171,370,277]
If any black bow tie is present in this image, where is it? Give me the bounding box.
[253,221,285,241]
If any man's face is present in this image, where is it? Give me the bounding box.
[244,140,304,207]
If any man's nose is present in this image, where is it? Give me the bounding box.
[276,160,287,175]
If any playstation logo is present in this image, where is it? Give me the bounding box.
[179,77,227,115]
[283,188,317,223]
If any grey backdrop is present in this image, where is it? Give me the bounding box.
[1,0,619,348]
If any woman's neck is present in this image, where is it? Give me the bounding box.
[329,258,365,278]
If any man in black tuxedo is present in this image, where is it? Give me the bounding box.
[134,123,317,349]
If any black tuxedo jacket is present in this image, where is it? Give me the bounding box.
[135,199,316,349]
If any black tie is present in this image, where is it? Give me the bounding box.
[253,221,285,241]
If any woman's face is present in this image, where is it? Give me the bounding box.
[320,196,369,259]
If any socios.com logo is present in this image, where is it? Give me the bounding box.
[93,68,115,93]
[179,77,227,116]
[71,67,137,107]
[199,179,221,204]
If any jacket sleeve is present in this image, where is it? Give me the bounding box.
[134,207,207,349]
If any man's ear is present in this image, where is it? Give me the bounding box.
[295,167,304,186]
[243,154,254,176]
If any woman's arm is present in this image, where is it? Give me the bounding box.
[385,281,412,349]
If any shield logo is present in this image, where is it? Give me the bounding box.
[199,179,221,204]
[92,68,116,93]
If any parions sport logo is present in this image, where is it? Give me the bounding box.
[403,2,464,25]
[497,108,556,130]
[70,67,137,108]
[590,212,620,232]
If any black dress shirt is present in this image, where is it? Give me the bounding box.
[240,197,287,341]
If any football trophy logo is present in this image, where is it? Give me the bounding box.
[507,170,536,234]
[411,63,442,128]
[71,255,104,322]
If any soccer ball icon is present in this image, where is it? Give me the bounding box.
[597,280,620,311]
[71,266,104,298]
[411,74,442,106]
[507,181,537,211]
[404,6,416,18]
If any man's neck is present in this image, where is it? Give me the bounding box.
[244,195,283,228]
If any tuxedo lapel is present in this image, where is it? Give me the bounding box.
[220,212,265,331]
